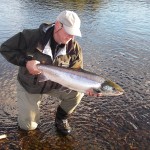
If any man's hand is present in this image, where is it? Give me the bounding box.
[86,89,103,97]
[26,60,41,75]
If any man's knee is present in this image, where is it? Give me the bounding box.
[18,118,38,131]
[71,92,84,106]
[65,91,84,100]
[76,92,84,102]
[60,92,84,114]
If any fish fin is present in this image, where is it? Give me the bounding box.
[38,73,49,82]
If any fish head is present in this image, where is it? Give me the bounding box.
[94,80,124,96]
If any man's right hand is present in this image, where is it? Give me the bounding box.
[26,60,41,75]
[86,89,103,97]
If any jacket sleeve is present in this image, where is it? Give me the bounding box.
[0,32,31,66]
[68,40,83,69]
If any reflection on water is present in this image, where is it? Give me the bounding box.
[0,0,150,149]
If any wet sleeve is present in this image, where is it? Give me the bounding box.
[0,32,29,66]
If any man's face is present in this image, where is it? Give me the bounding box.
[54,22,74,44]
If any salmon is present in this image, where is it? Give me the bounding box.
[37,64,124,96]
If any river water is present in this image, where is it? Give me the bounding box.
[0,0,150,149]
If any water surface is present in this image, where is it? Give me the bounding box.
[0,0,150,149]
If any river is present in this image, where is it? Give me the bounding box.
[0,0,150,149]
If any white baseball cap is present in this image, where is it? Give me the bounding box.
[56,10,81,37]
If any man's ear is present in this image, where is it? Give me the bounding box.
[55,21,62,29]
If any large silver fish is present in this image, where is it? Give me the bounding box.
[37,64,124,96]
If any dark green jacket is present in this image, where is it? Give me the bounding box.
[0,23,83,93]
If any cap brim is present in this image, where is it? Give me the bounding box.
[63,25,82,37]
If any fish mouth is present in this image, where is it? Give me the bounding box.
[114,91,124,96]
[99,90,124,96]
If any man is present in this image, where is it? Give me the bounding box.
[0,10,100,135]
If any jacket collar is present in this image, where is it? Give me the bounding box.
[37,23,68,59]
